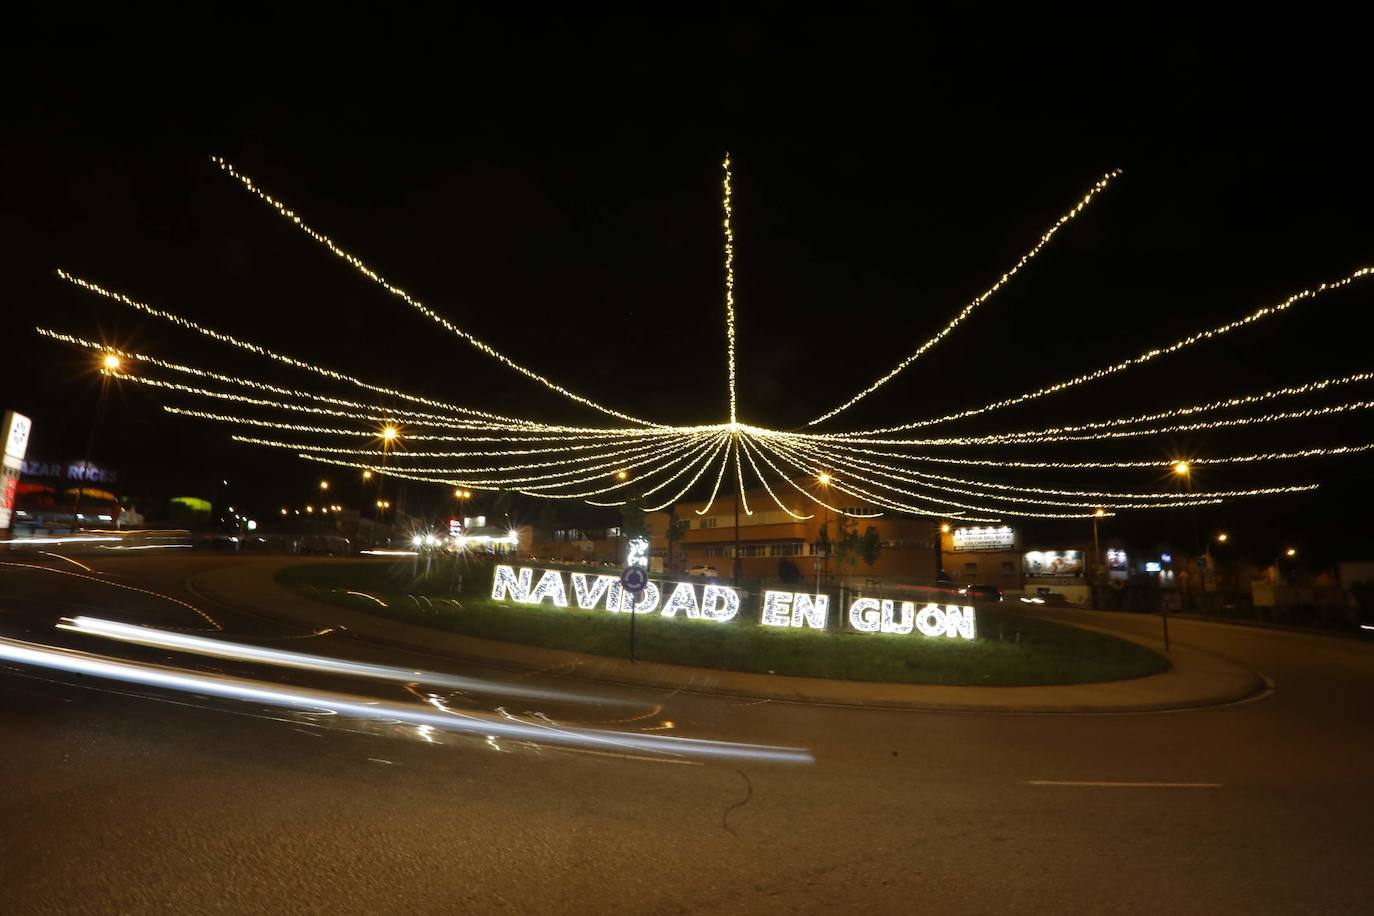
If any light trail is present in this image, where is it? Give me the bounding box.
[0,636,813,764]
[59,616,631,705]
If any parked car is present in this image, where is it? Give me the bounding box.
[959,584,1004,603]
[686,565,718,577]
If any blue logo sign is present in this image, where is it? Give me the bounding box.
[620,565,649,594]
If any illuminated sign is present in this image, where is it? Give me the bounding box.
[19,459,118,483]
[1145,561,1162,573]
[951,525,1015,552]
[626,536,650,569]
[489,566,974,640]
[1023,550,1085,580]
[1,411,33,529]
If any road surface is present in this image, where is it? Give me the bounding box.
[3,553,1372,914]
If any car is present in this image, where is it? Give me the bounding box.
[686,565,718,577]
[959,584,1003,603]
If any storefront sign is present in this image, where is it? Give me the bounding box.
[489,565,975,640]
[1023,550,1085,580]
[951,525,1015,552]
[18,459,118,484]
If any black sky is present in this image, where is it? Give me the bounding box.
[3,7,1372,562]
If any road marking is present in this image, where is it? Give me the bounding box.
[1024,780,1222,788]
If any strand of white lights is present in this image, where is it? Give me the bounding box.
[37,328,545,431]
[804,438,1374,470]
[916,370,1374,445]
[788,438,1319,509]
[722,153,739,425]
[338,437,695,486]
[732,436,753,516]
[105,369,508,430]
[875,398,1374,448]
[296,452,494,490]
[168,407,667,442]
[236,435,678,473]
[505,436,729,502]
[209,156,660,427]
[446,438,702,489]
[55,271,580,429]
[692,434,734,515]
[229,434,678,460]
[166,406,377,437]
[834,265,1374,435]
[116,366,698,439]
[737,435,813,520]
[809,169,1123,426]
[762,435,1006,519]
[766,436,1127,519]
[810,448,1320,502]
[740,432,884,518]
[638,435,730,498]
[642,436,733,511]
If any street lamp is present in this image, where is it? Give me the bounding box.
[1286,547,1297,558]
[1091,508,1106,608]
[1173,460,1190,477]
[1217,532,1229,543]
[72,350,124,531]
[817,473,833,585]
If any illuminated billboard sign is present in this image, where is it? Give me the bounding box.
[490,565,975,640]
[1023,550,1085,580]
[951,525,1016,552]
[1,411,33,530]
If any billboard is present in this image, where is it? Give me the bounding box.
[951,525,1016,552]
[1,411,33,530]
[1023,550,1085,580]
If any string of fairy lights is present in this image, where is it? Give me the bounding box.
[38,153,1374,527]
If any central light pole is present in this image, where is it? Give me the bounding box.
[732,438,743,584]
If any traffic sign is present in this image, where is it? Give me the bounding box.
[620,565,649,594]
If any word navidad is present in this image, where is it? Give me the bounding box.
[490,566,975,640]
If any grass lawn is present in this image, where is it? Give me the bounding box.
[278,560,1169,687]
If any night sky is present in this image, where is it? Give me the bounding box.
[4,9,1372,564]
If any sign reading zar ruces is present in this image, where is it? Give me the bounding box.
[490,565,975,639]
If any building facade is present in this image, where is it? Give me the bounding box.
[647,484,939,584]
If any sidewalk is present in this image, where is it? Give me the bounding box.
[190,558,1265,714]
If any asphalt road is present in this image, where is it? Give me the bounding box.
[3,553,1373,915]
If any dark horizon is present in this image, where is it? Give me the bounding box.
[4,10,1373,565]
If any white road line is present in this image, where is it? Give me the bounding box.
[1024,780,1222,788]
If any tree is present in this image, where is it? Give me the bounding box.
[833,518,881,575]
[664,505,690,571]
[619,497,647,540]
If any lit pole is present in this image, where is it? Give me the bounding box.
[71,353,121,532]
[818,472,831,586]
[1091,508,1105,609]
[936,521,950,583]
[732,442,742,584]
[378,425,398,525]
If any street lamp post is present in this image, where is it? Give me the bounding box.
[71,353,121,532]
[1091,508,1106,609]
